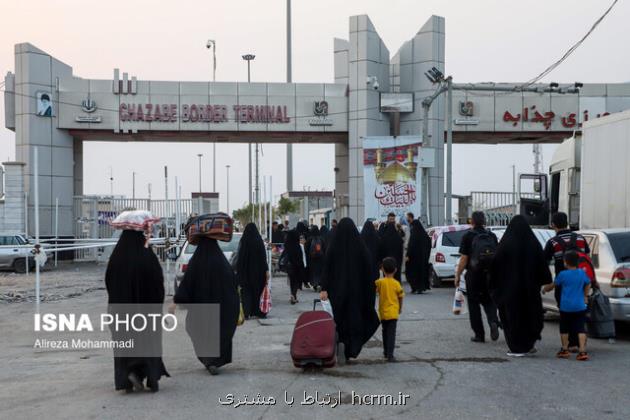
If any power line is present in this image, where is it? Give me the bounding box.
[520,0,619,89]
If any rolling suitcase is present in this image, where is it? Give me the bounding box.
[290,299,337,368]
[587,289,616,339]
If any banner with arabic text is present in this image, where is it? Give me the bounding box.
[363,136,422,222]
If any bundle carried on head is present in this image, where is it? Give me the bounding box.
[185,212,233,244]
[110,210,161,247]
[110,210,161,234]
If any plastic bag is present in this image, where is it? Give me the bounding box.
[452,288,465,315]
[320,299,334,317]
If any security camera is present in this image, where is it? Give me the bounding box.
[366,76,379,90]
[206,40,214,49]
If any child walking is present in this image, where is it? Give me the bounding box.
[375,257,405,362]
[543,250,591,361]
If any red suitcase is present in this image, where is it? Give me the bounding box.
[290,299,337,368]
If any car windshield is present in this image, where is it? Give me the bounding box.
[606,232,630,263]
[185,234,242,254]
[442,230,467,247]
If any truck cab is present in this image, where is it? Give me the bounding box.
[549,135,581,230]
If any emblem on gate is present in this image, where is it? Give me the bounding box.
[81,99,97,113]
[458,100,474,117]
[313,101,329,117]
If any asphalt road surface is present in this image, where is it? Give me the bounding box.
[1,263,629,420]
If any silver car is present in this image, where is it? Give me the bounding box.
[542,228,630,322]
[0,234,35,273]
[172,233,243,292]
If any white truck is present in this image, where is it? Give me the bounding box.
[549,109,630,230]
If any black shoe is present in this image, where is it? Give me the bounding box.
[471,336,485,343]
[490,322,500,341]
[387,356,397,363]
[207,366,219,376]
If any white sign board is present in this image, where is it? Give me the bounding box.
[380,93,414,113]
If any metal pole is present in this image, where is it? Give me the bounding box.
[446,77,453,225]
[247,60,252,207]
[421,103,431,224]
[255,144,259,204]
[512,165,517,213]
[175,177,180,239]
[269,175,273,282]
[34,147,40,314]
[212,42,217,193]
[263,175,267,238]
[132,171,136,200]
[226,165,231,214]
[197,154,202,193]
[286,0,293,192]
[54,197,58,267]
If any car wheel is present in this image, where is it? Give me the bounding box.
[430,269,442,288]
[14,258,27,273]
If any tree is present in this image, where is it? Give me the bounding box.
[277,196,299,216]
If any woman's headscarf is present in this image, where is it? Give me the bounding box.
[236,223,268,288]
[105,230,164,304]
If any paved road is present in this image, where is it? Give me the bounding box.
[1,263,629,419]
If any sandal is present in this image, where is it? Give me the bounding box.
[556,348,570,359]
[576,352,589,361]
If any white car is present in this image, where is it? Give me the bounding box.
[173,233,242,292]
[541,228,630,322]
[427,225,471,287]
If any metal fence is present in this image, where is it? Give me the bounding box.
[469,191,538,226]
[72,196,211,261]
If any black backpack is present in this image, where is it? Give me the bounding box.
[309,237,324,258]
[469,229,497,272]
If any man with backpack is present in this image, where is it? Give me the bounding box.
[544,212,592,350]
[455,211,500,343]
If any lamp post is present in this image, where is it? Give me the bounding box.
[242,54,255,207]
[226,165,231,214]
[132,171,136,200]
[206,39,217,193]
[197,153,203,193]
[286,0,293,192]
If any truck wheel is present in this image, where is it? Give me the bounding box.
[430,269,442,288]
[14,258,27,273]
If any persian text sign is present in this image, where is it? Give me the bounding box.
[119,103,290,123]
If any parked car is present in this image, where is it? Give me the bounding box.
[173,233,242,292]
[0,234,36,273]
[426,225,470,288]
[541,228,630,322]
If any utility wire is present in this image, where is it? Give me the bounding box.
[519,0,619,89]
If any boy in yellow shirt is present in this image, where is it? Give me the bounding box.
[375,257,405,362]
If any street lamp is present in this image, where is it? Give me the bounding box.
[206,39,217,193]
[197,153,203,193]
[242,54,256,207]
[226,165,231,214]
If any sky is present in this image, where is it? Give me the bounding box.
[1,0,628,212]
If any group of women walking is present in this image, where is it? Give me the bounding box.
[105,210,551,392]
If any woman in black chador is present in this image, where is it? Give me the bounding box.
[490,215,552,356]
[379,223,404,281]
[283,229,307,304]
[174,237,240,374]
[406,220,432,294]
[105,230,169,392]
[235,223,269,318]
[360,220,381,282]
[305,225,325,289]
[319,218,380,363]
